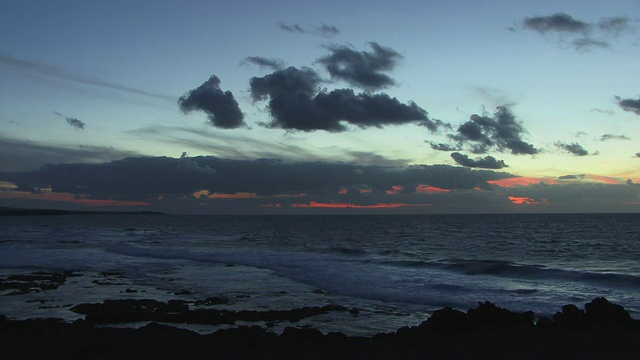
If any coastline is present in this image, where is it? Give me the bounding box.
[2,272,640,358]
[2,297,639,359]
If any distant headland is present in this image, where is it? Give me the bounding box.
[0,207,164,216]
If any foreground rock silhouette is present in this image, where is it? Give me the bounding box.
[1,297,639,359]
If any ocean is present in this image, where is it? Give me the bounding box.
[1,213,639,336]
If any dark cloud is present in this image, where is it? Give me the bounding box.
[590,108,615,116]
[447,107,538,155]
[5,155,638,214]
[600,134,630,141]
[429,142,460,152]
[615,96,640,115]
[250,66,321,101]
[277,22,340,38]
[0,156,515,204]
[451,152,507,169]
[317,42,402,90]
[0,135,139,172]
[517,13,636,51]
[249,66,441,132]
[178,75,245,129]
[278,22,304,33]
[598,16,631,34]
[176,152,218,174]
[636,152,640,158]
[523,13,590,33]
[0,53,173,101]
[557,174,585,180]
[243,56,285,71]
[316,24,340,38]
[572,38,610,51]
[65,117,85,130]
[555,141,590,156]
[55,111,85,130]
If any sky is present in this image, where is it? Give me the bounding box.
[1,0,639,214]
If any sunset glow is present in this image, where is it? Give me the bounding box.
[385,185,404,195]
[415,184,451,193]
[489,177,557,188]
[291,201,431,209]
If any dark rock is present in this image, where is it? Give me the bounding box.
[69,299,348,326]
[173,289,195,295]
[553,304,586,329]
[536,316,553,329]
[420,307,467,333]
[0,271,77,295]
[466,301,534,331]
[584,297,633,328]
[194,296,229,306]
[281,326,324,341]
[2,297,640,359]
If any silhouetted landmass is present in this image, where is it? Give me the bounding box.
[0,206,164,216]
[1,297,639,359]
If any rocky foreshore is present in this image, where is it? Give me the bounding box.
[2,297,639,359]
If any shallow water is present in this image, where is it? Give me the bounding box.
[1,213,639,335]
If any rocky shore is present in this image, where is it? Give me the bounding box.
[2,297,639,359]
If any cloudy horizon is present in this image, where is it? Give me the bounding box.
[1,0,639,214]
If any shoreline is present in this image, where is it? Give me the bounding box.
[2,297,639,359]
[2,271,640,358]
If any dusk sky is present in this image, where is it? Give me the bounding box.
[1,0,639,214]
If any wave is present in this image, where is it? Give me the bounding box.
[323,247,369,256]
[380,258,640,288]
[104,242,640,315]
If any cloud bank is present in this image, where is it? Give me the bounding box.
[1,154,637,214]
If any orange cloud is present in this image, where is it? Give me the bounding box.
[415,184,450,193]
[291,201,431,209]
[360,189,372,194]
[508,196,535,204]
[508,196,548,205]
[338,188,348,195]
[0,191,148,206]
[260,203,283,207]
[385,185,404,194]
[489,177,557,187]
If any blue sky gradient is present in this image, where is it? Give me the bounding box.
[1,0,639,213]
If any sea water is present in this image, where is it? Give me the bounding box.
[1,213,639,335]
